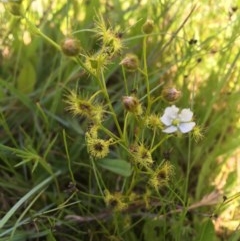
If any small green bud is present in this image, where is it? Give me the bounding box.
[161,87,181,103]
[142,19,154,34]
[120,54,139,72]
[61,37,81,57]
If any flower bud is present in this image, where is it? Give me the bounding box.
[120,54,139,72]
[161,87,181,103]
[61,37,81,57]
[122,96,142,115]
[142,19,154,34]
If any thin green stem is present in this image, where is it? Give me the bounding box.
[75,56,98,78]
[142,36,151,116]
[151,134,171,153]
[122,66,129,95]
[90,158,104,196]
[150,129,156,150]
[184,135,192,205]
[123,112,130,145]
[99,123,120,142]
[89,90,103,102]
[100,70,123,138]
[126,167,137,195]
[140,82,164,102]
[24,17,61,51]
[62,129,75,184]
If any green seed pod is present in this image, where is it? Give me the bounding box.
[142,19,154,34]
[61,37,81,57]
[120,54,139,72]
[122,96,142,115]
[161,87,181,103]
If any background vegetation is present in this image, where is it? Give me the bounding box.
[0,0,240,240]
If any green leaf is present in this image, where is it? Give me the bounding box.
[0,170,61,231]
[97,158,132,177]
[228,230,240,241]
[143,219,164,241]
[17,61,36,94]
[195,219,217,241]
[0,78,36,111]
[46,232,57,241]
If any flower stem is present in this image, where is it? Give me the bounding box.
[184,135,192,205]
[150,128,156,150]
[142,36,151,116]
[100,71,123,138]
[151,134,171,153]
[90,157,104,196]
[123,112,130,145]
[122,66,129,95]
[24,17,61,52]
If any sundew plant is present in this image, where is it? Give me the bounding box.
[0,0,240,240]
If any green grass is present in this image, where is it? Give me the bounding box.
[0,0,240,240]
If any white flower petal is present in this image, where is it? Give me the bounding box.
[160,105,179,125]
[165,105,179,118]
[160,115,172,125]
[162,126,178,133]
[179,108,193,122]
[178,122,195,133]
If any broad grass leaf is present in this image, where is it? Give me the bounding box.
[225,171,237,189]
[46,232,57,241]
[17,61,36,94]
[228,231,240,241]
[195,219,217,241]
[97,158,132,177]
[0,170,61,231]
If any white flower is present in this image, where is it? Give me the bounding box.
[160,105,196,133]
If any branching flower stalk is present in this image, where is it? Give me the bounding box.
[24,12,124,140]
[23,9,198,220]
